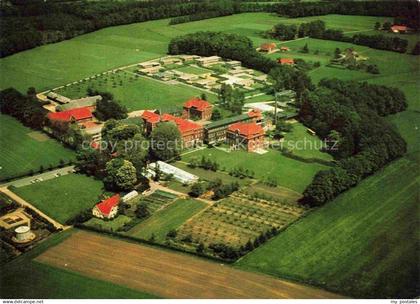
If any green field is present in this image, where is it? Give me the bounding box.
[84,215,133,232]
[175,65,213,75]
[282,122,333,161]
[56,72,217,112]
[237,157,419,298]
[181,148,328,193]
[0,230,157,299]
[127,198,207,242]
[0,114,75,180]
[12,174,107,224]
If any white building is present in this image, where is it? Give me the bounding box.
[122,190,139,202]
[147,161,199,184]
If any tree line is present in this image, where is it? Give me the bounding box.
[270,20,411,53]
[299,79,407,207]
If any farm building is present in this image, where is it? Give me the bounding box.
[148,161,199,184]
[56,95,102,112]
[47,106,93,123]
[391,25,413,33]
[122,190,139,202]
[182,98,213,121]
[92,194,120,219]
[160,56,182,65]
[221,74,255,88]
[278,58,295,65]
[0,208,31,230]
[13,225,36,243]
[258,43,277,53]
[227,122,265,152]
[280,46,290,52]
[226,60,241,68]
[46,92,71,104]
[195,56,221,67]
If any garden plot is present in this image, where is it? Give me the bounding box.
[175,193,305,249]
[135,190,178,213]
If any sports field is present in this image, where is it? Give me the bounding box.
[12,174,107,224]
[181,148,328,193]
[127,198,208,242]
[0,230,157,299]
[0,114,75,180]
[35,230,343,299]
[237,157,420,298]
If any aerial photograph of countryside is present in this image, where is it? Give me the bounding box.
[0,0,419,302]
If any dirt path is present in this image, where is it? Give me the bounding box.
[36,230,344,299]
[0,187,69,230]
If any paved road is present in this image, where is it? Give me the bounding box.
[0,187,68,230]
[0,166,75,188]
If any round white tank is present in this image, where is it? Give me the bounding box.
[15,226,31,241]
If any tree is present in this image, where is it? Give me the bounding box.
[302,43,309,53]
[211,108,222,121]
[166,229,177,238]
[411,42,420,55]
[366,64,380,74]
[104,158,137,191]
[200,93,207,100]
[135,204,149,219]
[374,22,381,30]
[334,47,341,59]
[382,21,392,31]
[189,182,204,197]
[150,122,182,161]
[95,92,127,121]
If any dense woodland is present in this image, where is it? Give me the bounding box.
[1,0,419,57]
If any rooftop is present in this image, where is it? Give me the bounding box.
[228,122,264,138]
[183,98,212,111]
[95,194,120,216]
[47,106,93,122]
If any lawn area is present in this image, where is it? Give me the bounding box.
[282,122,333,161]
[0,229,157,299]
[237,156,420,298]
[127,198,207,242]
[56,73,217,112]
[175,65,213,75]
[12,174,107,224]
[0,114,75,181]
[84,215,133,232]
[181,148,328,193]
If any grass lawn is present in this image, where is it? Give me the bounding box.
[237,157,420,298]
[282,122,333,161]
[12,174,107,224]
[84,215,133,232]
[56,73,217,112]
[175,65,213,75]
[181,148,328,193]
[0,114,75,181]
[0,229,157,299]
[127,198,207,242]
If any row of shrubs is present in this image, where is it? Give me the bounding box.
[0,160,73,182]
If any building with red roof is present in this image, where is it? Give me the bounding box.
[161,114,204,148]
[92,194,120,219]
[259,42,277,53]
[391,25,412,33]
[278,58,295,65]
[182,98,213,121]
[141,110,161,134]
[47,106,93,123]
[280,46,290,52]
[227,122,265,152]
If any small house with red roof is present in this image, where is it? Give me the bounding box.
[92,194,120,219]
[259,42,277,53]
[278,58,295,65]
[47,106,93,123]
[227,122,265,152]
[391,25,412,33]
[161,114,204,148]
[280,46,290,52]
[141,110,161,135]
[182,98,213,121]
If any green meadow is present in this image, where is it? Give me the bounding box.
[0,114,75,180]
[12,174,107,224]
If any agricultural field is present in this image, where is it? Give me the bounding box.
[131,189,178,214]
[0,230,157,299]
[175,65,213,75]
[181,148,329,193]
[127,198,208,242]
[175,193,305,250]
[237,157,420,298]
[240,182,302,205]
[0,114,75,181]
[34,230,341,299]
[55,70,217,112]
[11,174,107,224]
